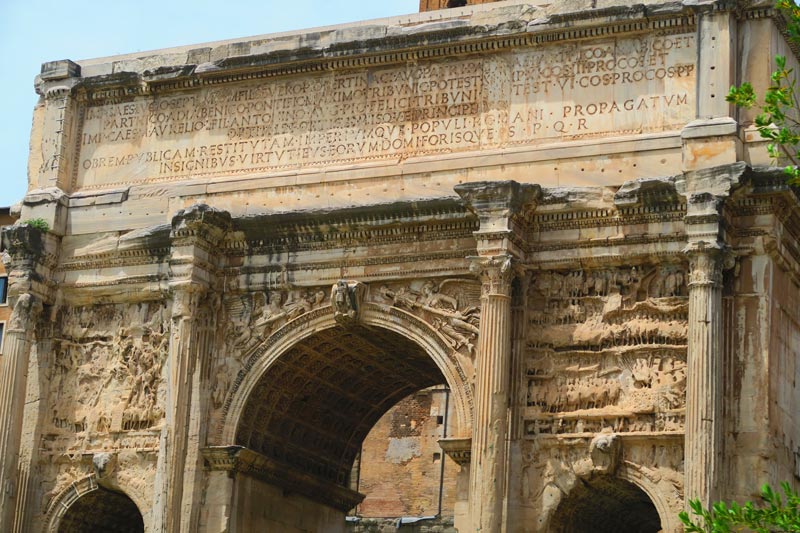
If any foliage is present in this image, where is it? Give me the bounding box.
[679,482,800,532]
[22,218,49,233]
[727,0,800,183]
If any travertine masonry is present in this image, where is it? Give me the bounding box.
[4,1,800,532]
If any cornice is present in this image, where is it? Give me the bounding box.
[744,5,800,60]
[70,8,697,104]
[530,204,687,233]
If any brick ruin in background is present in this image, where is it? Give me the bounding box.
[1,0,799,532]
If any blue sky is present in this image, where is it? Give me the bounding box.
[0,0,419,208]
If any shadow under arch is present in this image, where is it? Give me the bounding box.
[43,475,144,533]
[548,473,666,533]
[617,462,683,533]
[218,302,474,448]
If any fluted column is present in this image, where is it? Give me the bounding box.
[165,285,204,532]
[456,180,540,533]
[469,255,514,533]
[0,294,42,530]
[679,163,744,508]
[684,245,725,507]
[152,205,231,533]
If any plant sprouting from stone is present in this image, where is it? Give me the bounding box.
[727,0,800,183]
[22,218,49,233]
[679,482,800,532]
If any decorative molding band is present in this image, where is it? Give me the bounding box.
[76,13,697,104]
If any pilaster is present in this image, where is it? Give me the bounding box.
[682,4,740,171]
[455,181,540,533]
[34,60,81,193]
[23,61,83,236]
[0,224,57,532]
[152,204,231,533]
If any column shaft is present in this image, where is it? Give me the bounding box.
[0,296,39,531]
[684,251,724,507]
[165,294,201,532]
[470,269,512,532]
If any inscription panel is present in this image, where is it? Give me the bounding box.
[76,33,695,189]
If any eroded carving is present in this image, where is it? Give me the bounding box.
[331,280,367,326]
[590,432,621,474]
[525,265,688,437]
[375,279,481,355]
[49,303,169,443]
[223,287,330,358]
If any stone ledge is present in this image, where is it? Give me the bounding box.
[438,437,471,466]
[681,117,738,139]
[203,446,365,512]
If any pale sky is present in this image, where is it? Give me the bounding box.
[0,0,420,208]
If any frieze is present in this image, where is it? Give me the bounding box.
[527,233,687,254]
[524,264,688,438]
[40,431,161,458]
[48,303,169,440]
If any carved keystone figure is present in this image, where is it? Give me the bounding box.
[589,432,621,475]
[331,280,367,326]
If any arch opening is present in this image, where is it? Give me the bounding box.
[550,476,662,533]
[354,385,458,521]
[56,486,143,533]
[235,324,449,488]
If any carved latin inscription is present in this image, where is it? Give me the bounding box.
[75,33,695,189]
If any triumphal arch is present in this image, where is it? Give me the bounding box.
[1,0,799,531]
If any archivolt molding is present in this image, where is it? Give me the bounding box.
[217,300,473,446]
[617,462,683,533]
[42,474,147,533]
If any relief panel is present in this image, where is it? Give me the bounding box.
[371,279,481,357]
[43,303,168,457]
[524,266,688,437]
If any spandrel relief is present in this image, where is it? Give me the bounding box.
[47,302,169,453]
[373,279,481,356]
[222,287,329,360]
[524,266,688,437]
[518,438,684,529]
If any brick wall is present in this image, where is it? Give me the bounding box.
[354,386,458,519]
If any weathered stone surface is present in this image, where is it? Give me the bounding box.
[6,2,800,533]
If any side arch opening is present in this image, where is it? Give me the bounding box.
[56,485,143,533]
[550,476,662,533]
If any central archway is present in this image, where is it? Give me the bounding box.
[220,303,473,445]
[216,303,473,531]
[235,324,448,485]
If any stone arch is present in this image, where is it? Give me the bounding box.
[43,475,144,533]
[548,473,665,533]
[617,463,683,533]
[217,302,473,446]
